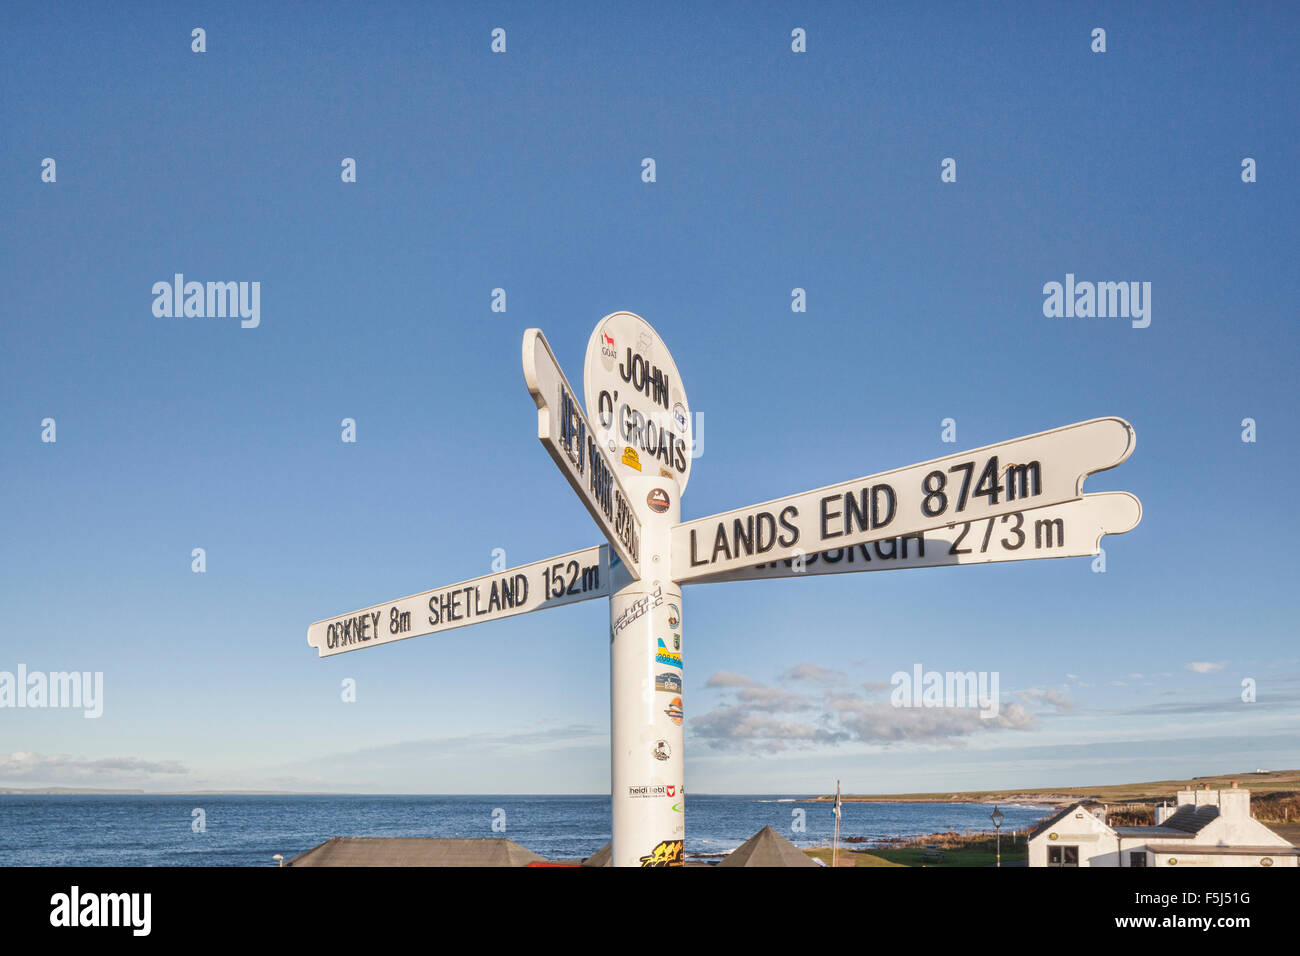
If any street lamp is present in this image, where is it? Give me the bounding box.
[990,806,1004,868]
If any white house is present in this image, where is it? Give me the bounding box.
[1028,803,1117,867]
[1027,785,1297,868]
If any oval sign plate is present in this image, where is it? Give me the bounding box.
[583,311,693,495]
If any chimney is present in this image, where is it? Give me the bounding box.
[1218,788,1250,819]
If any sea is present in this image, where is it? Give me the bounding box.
[0,794,1053,866]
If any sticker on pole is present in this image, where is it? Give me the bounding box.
[584,312,693,495]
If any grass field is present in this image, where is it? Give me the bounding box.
[805,833,1029,868]
[810,768,1300,811]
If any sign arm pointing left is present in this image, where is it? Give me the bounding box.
[306,544,610,657]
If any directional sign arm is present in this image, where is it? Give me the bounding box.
[306,544,610,658]
[523,329,642,577]
[671,417,1136,581]
[682,492,1141,584]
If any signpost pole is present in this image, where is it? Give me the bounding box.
[609,471,685,867]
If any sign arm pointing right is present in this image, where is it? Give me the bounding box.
[683,491,1141,584]
[671,417,1136,581]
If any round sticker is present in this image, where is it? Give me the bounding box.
[647,488,670,513]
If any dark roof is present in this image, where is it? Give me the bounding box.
[1030,802,1222,842]
[1028,804,1101,840]
[716,826,819,867]
[581,842,611,867]
[285,837,546,867]
[1159,805,1219,834]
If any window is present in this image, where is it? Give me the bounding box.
[1129,851,1147,868]
[1047,845,1079,867]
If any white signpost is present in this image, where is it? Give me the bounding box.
[523,330,642,576]
[686,492,1141,584]
[670,417,1135,580]
[307,544,610,658]
[306,311,1143,867]
[582,310,694,495]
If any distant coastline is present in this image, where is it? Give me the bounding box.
[0,788,323,796]
[809,768,1300,810]
[5,769,1296,805]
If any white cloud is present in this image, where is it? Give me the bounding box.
[1020,687,1075,711]
[733,685,815,712]
[691,668,1038,751]
[778,662,845,684]
[1186,661,1227,674]
[704,671,756,688]
[0,751,189,785]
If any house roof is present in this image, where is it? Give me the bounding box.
[1113,826,1195,839]
[581,842,612,867]
[1144,844,1300,856]
[716,825,819,867]
[1158,805,1219,833]
[1028,804,1102,840]
[285,837,546,867]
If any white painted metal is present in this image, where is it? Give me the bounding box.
[671,417,1136,580]
[609,471,685,867]
[523,329,643,576]
[583,312,693,495]
[684,492,1141,585]
[306,544,609,658]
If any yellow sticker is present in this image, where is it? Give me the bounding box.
[659,467,673,479]
[639,839,684,867]
[622,447,641,471]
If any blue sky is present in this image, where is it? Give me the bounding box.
[2,1,1297,795]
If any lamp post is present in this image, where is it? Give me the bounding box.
[991,806,1004,868]
[832,779,842,869]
